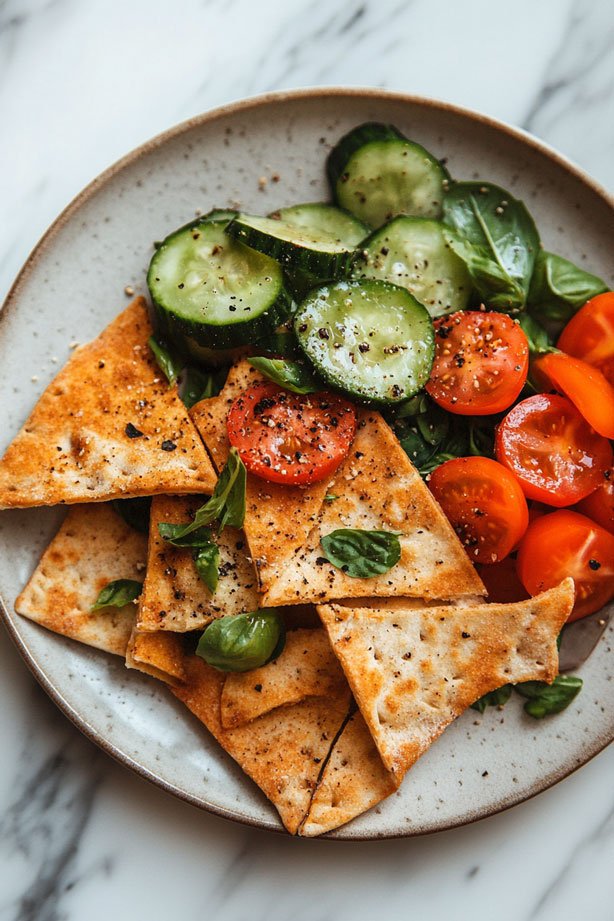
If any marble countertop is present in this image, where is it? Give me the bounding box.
[1,0,613,918]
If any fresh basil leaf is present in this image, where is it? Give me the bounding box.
[443,182,540,311]
[158,448,246,542]
[180,366,225,409]
[112,497,152,534]
[320,528,402,578]
[467,418,496,458]
[515,674,582,718]
[196,609,285,672]
[193,541,220,594]
[91,579,142,611]
[148,336,183,386]
[391,393,430,420]
[157,523,215,548]
[471,684,513,713]
[416,404,449,446]
[528,250,607,322]
[517,313,557,356]
[248,357,320,394]
[418,452,458,477]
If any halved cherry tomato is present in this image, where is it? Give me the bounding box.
[517,510,614,621]
[557,291,614,386]
[475,555,530,603]
[495,394,613,506]
[227,382,356,485]
[426,310,529,415]
[574,471,614,534]
[533,352,614,439]
[428,456,529,563]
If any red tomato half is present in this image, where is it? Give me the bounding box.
[495,394,612,506]
[557,291,614,386]
[574,471,614,534]
[428,456,529,564]
[227,382,356,485]
[533,352,614,439]
[426,311,529,415]
[475,556,530,604]
[517,510,614,621]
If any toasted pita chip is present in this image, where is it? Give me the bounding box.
[126,627,186,685]
[191,360,331,594]
[15,503,147,655]
[136,494,259,632]
[171,655,351,833]
[318,579,574,781]
[262,411,486,606]
[220,628,347,729]
[0,298,216,508]
[299,711,397,837]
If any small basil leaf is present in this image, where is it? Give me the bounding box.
[390,393,430,420]
[528,250,607,322]
[416,404,449,446]
[320,528,402,578]
[515,675,582,718]
[148,336,183,386]
[193,541,220,594]
[471,684,513,713]
[248,357,320,394]
[112,497,152,534]
[467,418,496,458]
[91,579,142,611]
[517,313,557,356]
[180,366,225,409]
[157,524,215,548]
[443,182,540,311]
[418,452,458,477]
[196,610,285,672]
[158,448,246,542]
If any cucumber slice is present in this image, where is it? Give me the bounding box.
[327,122,448,228]
[354,217,471,317]
[294,279,434,404]
[226,213,358,277]
[270,203,368,301]
[147,220,288,351]
[201,208,238,225]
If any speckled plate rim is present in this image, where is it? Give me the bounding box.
[1,87,612,841]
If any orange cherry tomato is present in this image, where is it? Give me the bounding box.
[533,352,614,439]
[557,291,614,386]
[517,510,614,621]
[426,311,529,415]
[428,456,529,564]
[574,471,614,534]
[475,555,530,603]
[495,394,613,506]
[227,382,356,485]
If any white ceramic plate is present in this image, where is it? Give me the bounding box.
[1,89,612,839]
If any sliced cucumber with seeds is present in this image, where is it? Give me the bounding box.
[354,217,471,317]
[201,208,238,225]
[226,213,358,277]
[270,203,368,301]
[327,122,448,228]
[147,220,289,352]
[294,279,434,404]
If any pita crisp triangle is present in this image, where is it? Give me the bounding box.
[317,579,574,783]
[299,710,398,837]
[0,297,216,508]
[15,503,147,656]
[125,626,186,686]
[171,655,352,834]
[191,359,331,594]
[261,411,486,606]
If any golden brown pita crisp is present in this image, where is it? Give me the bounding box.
[15,503,146,655]
[136,494,259,632]
[318,579,574,782]
[171,655,351,834]
[0,298,216,508]
[262,411,486,607]
[220,628,347,729]
[299,711,397,837]
[191,360,331,595]
[125,627,186,685]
